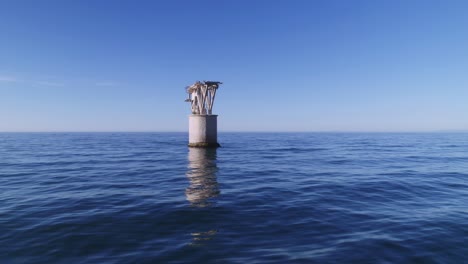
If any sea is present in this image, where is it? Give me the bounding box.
[0,132,467,263]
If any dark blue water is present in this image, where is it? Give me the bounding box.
[1,133,467,263]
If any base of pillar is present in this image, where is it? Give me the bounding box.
[188,142,221,148]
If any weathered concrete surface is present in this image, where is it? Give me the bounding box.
[189,115,219,148]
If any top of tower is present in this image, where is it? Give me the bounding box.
[185,80,222,115]
[204,81,222,86]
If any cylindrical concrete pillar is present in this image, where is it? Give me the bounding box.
[189,115,220,148]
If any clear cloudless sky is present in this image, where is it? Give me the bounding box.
[1,0,467,132]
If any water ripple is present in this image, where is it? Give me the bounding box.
[1,132,467,263]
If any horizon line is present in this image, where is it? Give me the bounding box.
[1,130,467,133]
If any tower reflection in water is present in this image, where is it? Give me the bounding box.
[186,147,220,207]
[186,148,220,246]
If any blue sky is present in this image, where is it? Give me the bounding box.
[1,0,467,132]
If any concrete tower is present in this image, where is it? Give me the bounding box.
[185,81,222,148]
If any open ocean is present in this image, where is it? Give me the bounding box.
[0,132,467,263]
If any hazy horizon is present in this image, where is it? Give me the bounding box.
[1,130,468,133]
